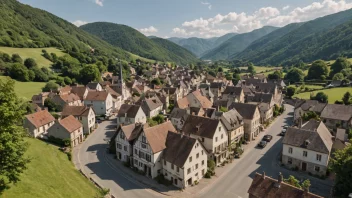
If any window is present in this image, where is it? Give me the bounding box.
[164,160,166,166]
[215,137,218,142]
[134,159,138,165]
[189,156,192,162]
[195,163,198,169]
[177,167,179,173]
[221,134,223,139]
[124,146,127,151]
[303,151,307,157]
[288,158,292,164]
[196,153,199,159]
[202,169,205,176]
[314,166,320,172]
[202,138,204,142]
[171,164,174,170]
[141,143,147,149]
[187,168,191,174]
[135,149,138,154]
[139,151,145,159]
[202,160,204,165]
[146,154,151,162]
[316,154,322,162]
[142,136,147,143]
[288,147,293,154]
[219,127,221,131]
[201,150,204,155]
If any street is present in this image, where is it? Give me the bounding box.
[74,104,332,198]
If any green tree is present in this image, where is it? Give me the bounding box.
[42,81,59,92]
[332,72,345,80]
[342,91,351,105]
[307,60,329,80]
[284,175,301,188]
[330,143,352,197]
[31,67,49,82]
[301,179,311,190]
[8,63,30,82]
[79,64,100,84]
[44,98,58,112]
[302,111,319,121]
[152,114,165,124]
[64,76,72,85]
[314,92,328,103]
[0,79,30,192]
[151,78,161,85]
[268,70,283,80]
[11,54,23,63]
[284,68,305,83]
[219,106,228,112]
[286,87,296,98]
[248,65,255,75]
[218,67,223,72]
[24,58,37,69]
[146,118,158,127]
[330,57,351,77]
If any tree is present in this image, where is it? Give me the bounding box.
[248,65,255,75]
[64,76,72,85]
[301,179,311,190]
[332,72,344,80]
[330,143,352,197]
[42,81,59,92]
[219,106,228,112]
[31,67,49,82]
[0,79,30,192]
[217,67,223,72]
[284,68,304,83]
[208,70,216,77]
[152,114,165,124]
[233,73,241,82]
[330,57,351,77]
[342,91,351,105]
[24,58,37,69]
[79,64,100,84]
[146,118,158,127]
[284,175,301,188]
[151,78,161,85]
[307,60,329,80]
[44,98,58,112]
[286,87,296,98]
[11,54,22,63]
[8,63,30,82]
[302,111,319,121]
[268,70,283,80]
[314,92,328,103]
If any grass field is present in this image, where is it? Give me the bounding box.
[294,87,352,103]
[0,76,45,101]
[0,47,66,68]
[289,84,324,89]
[2,138,102,198]
[129,52,155,63]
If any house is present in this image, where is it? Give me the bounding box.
[116,104,147,126]
[327,80,342,87]
[247,93,275,124]
[176,90,213,109]
[219,109,244,145]
[24,110,55,137]
[84,91,113,116]
[209,82,224,99]
[141,97,164,118]
[71,85,89,100]
[229,103,261,141]
[293,100,327,124]
[61,106,96,134]
[31,92,51,107]
[87,82,103,91]
[115,123,144,162]
[47,115,84,147]
[248,172,322,198]
[162,87,181,102]
[54,85,72,95]
[132,121,177,178]
[182,115,228,165]
[169,108,189,130]
[162,132,208,188]
[282,120,333,176]
[320,104,352,130]
[51,93,82,109]
[222,86,245,103]
[105,86,123,111]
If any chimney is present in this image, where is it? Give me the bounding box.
[299,118,303,128]
[262,171,266,179]
[278,172,283,184]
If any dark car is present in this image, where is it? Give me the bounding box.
[280,129,287,136]
[258,141,267,148]
[262,135,273,142]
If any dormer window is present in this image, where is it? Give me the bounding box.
[305,140,310,147]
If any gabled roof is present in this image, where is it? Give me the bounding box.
[59,115,82,133]
[176,97,189,109]
[170,108,188,119]
[247,93,273,104]
[105,86,121,98]
[321,104,352,121]
[210,82,223,89]
[71,86,88,100]
[118,123,144,141]
[282,121,333,154]
[61,106,93,117]
[223,86,243,96]
[229,103,258,120]
[182,115,220,139]
[143,122,177,153]
[117,104,142,118]
[53,93,81,103]
[87,82,100,90]
[256,83,277,94]
[142,97,163,111]
[163,132,197,168]
[220,109,243,131]
[85,91,110,101]
[192,90,213,109]
[25,110,55,128]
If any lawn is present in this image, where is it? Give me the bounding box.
[288,84,324,89]
[129,52,155,63]
[239,66,282,76]
[2,138,102,198]
[0,76,45,101]
[294,87,352,103]
[0,47,66,68]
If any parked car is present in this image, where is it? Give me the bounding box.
[280,129,287,136]
[258,141,267,148]
[262,135,273,142]
[283,125,288,129]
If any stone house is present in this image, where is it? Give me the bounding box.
[169,108,189,130]
[218,109,244,145]
[293,100,327,125]
[247,93,275,124]
[47,115,84,147]
[320,104,352,130]
[222,86,245,103]
[84,91,113,116]
[116,104,147,126]
[176,90,213,110]
[24,110,55,138]
[282,120,333,176]
[31,92,51,107]
[61,106,96,134]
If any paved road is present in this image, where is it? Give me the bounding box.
[75,119,161,198]
[197,104,332,198]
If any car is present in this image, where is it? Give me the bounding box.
[280,129,287,136]
[283,125,288,129]
[258,141,267,148]
[262,135,273,142]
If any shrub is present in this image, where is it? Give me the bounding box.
[204,171,211,178]
[66,152,72,161]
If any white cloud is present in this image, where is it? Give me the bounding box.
[201,1,212,10]
[139,26,158,35]
[172,0,352,38]
[72,20,88,27]
[282,5,290,11]
[95,0,103,7]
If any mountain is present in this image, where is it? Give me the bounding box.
[0,0,131,60]
[201,26,279,60]
[234,9,352,65]
[80,22,197,64]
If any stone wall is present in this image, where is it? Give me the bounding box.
[282,155,327,176]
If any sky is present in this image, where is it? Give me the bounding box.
[19,0,352,38]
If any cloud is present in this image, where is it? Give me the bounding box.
[72,20,88,27]
[139,26,158,35]
[95,0,103,6]
[172,0,352,38]
[201,1,212,10]
[282,5,290,11]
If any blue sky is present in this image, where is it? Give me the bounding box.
[19,0,352,38]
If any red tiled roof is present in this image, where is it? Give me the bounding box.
[59,115,82,133]
[25,110,55,128]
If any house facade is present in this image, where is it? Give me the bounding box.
[84,91,113,116]
[116,104,147,126]
[24,110,55,138]
[61,106,96,134]
[219,109,244,145]
[320,104,352,130]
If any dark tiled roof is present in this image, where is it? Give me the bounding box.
[229,103,258,120]
[210,82,223,88]
[87,82,100,90]
[142,97,163,111]
[163,132,197,168]
[321,104,352,121]
[223,86,243,95]
[182,115,220,139]
[256,83,277,94]
[61,106,92,117]
[247,93,273,104]
[117,104,141,118]
[170,108,188,119]
[220,109,243,131]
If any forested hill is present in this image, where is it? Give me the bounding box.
[80,22,198,64]
[0,0,131,60]
[234,8,352,65]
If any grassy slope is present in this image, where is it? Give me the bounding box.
[239,66,282,76]
[0,76,45,100]
[294,87,352,103]
[0,47,66,68]
[2,138,101,198]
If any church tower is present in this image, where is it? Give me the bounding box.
[117,60,128,100]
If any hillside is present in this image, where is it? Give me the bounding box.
[80,22,197,64]
[234,8,352,65]
[0,0,131,60]
[201,26,278,61]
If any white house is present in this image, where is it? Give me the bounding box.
[116,104,147,126]
[169,108,189,131]
[84,91,113,116]
[282,120,333,176]
[24,110,55,138]
[87,82,103,91]
[141,97,164,118]
[61,106,96,134]
[219,109,244,145]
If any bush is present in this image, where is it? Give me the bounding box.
[47,136,66,146]
[66,152,72,161]
[204,171,211,178]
